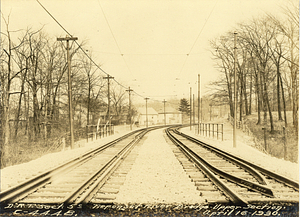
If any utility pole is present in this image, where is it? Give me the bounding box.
[103,74,114,134]
[201,98,203,122]
[145,97,149,128]
[163,99,167,125]
[233,32,237,148]
[190,87,192,130]
[57,35,78,149]
[198,74,200,134]
[210,104,212,121]
[126,87,133,130]
[193,94,195,126]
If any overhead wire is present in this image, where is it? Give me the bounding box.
[93,51,203,56]
[36,0,133,94]
[97,0,133,77]
[36,0,109,78]
[36,0,72,37]
[176,0,218,79]
[35,0,184,106]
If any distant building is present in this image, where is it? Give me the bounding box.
[136,107,158,126]
[157,107,182,125]
[135,107,182,126]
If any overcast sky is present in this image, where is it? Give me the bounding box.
[1,0,292,103]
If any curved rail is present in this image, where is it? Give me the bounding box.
[166,128,248,204]
[174,127,299,190]
[169,130,274,197]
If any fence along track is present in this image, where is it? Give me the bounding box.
[170,127,298,203]
[168,128,274,198]
[176,127,299,190]
[0,126,164,204]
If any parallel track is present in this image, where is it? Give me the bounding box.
[0,126,167,205]
[1,125,297,207]
[166,127,299,204]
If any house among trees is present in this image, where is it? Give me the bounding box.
[136,107,158,126]
[157,107,182,125]
[135,107,182,126]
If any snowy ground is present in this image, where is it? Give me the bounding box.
[180,118,299,182]
[0,125,135,191]
[1,121,298,203]
[116,129,202,204]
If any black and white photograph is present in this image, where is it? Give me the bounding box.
[0,0,299,216]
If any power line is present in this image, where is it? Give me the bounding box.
[176,0,218,79]
[187,1,218,55]
[97,0,133,77]
[93,51,204,56]
[36,0,72,36]
[97,0,122,57]
[119,53,189,56]
[35,0,185,108]
[35,0,137,97]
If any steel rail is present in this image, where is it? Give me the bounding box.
[0,125,172,204]
[174,128,268,185]
[166,128,248,204]
[170,130,274,197]
[80,131,148,204]
[63,129,149,204]
[175,127,299,190]
[0,127,153,204]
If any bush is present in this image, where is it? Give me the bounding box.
[243,112,298,163]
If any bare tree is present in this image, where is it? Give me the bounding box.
[110,84,127,124]
[210,10,298,134]
[0,16,28,167]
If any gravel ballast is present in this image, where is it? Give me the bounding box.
[181,121,299,182]
[116,129,203,204]
[0,126,299,216]
[0,125,132,191]
[1,124,298,203]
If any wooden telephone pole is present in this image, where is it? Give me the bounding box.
[163,99,167,125]
[198,74,201,134]
[145,97,149,127]
[233,32,237,148]
[57,35,78,149]
[190,87,192,130]
[103,75,114,134]
[126,87,133,130]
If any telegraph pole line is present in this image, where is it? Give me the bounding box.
[190,87,192,130]
[233,32,237,148]
[163,99,167,125]
[103,74,114,134]
[57,35,78,149]
[198,74,200,134]
[201,98,203,123]
[193,94,195,126]
[126,87,133,130]
[145,97,149,128]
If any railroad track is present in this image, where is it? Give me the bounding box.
[166,126,299,204]
[0,126,166,205]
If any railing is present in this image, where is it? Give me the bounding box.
[86,124,114,142]
[195,123,224,141]
[227,114,293,158]
[228,113,267,153]
[228,114,254,136]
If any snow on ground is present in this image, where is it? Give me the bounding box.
[181,118,299,182]
[1,121,298,203]
[116,129,203,204]
[0,125,134,191]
